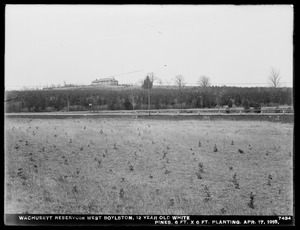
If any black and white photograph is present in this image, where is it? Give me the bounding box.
[4,4,294,226]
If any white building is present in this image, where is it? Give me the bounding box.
[91,77,118,86]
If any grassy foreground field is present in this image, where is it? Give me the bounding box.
[5,117,293,215]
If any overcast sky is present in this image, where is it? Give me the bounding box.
[5,5,293,89]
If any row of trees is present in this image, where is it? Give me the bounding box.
[141,67,286,113]
[5,84,292,113]
[141,67,283,88]
[4,67,291,113]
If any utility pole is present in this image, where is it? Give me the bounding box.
[142,75,152,116]
[132,91,134,111]
[148,86,150,115]
[67,98,70,112]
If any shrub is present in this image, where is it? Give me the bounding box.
[68,105,86,111]
[242,100,250,113]
[275,106,280,113]
[45,106,55,112]
[225,107,230,113]
[21,107,30,112]
[252,102,261,113]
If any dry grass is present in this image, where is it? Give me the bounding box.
[5,117,293,215]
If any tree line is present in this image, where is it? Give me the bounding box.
[5,85,292,113]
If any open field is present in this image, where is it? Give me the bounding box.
[5,117,293,215]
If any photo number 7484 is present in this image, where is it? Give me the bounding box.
[278,216,292,221]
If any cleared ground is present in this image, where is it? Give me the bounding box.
[5,117,293,215]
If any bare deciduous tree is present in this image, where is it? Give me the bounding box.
[147,72,157,85]
[198,75,211,87]
[173,74,185,111]
[174,74,185,88]
[268,67,281,88]
[129,92,136,110]
[137,79,144,86]
[157,77,163,85]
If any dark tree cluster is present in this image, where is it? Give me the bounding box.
[5,86,292,113]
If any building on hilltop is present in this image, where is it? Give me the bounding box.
[91,77,118,86]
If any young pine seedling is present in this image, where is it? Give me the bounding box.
[232,173,240,189]
[198,141,202,147]
[198,162,204,173]
[203,185,211,202]
[267,174,272,186]
[248,192,255,209]
[213,144,218,152]
[238,148,244,154]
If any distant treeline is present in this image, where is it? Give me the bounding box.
[5,86,293,113]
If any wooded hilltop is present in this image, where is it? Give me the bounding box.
[5,86,293,113]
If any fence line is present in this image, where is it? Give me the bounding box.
[130,108,294,115]
[5,108,294,116]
